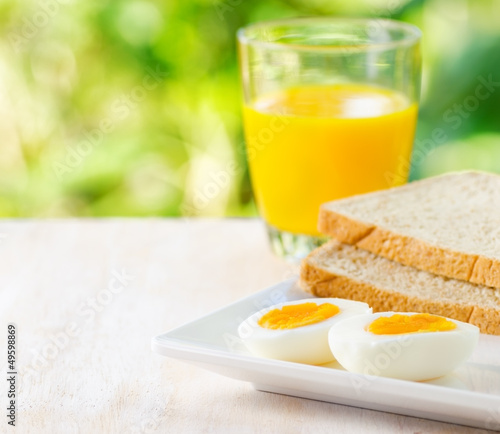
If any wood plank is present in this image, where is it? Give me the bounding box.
[0,219,494,433]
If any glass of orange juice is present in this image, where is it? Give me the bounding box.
[237,18,421,260]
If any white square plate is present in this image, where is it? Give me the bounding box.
[152,279,500,430]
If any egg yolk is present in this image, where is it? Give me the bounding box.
[368,313,457,335]
[258,302,340,330]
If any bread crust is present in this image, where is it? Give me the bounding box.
[317,209,374,244]
[470,256,500,288]
[318,207,500,289]
[300,255,500,335]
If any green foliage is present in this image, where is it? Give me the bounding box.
[1,0,500,217]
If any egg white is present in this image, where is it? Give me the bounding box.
[238,298,371,365]
[328,311,479,381]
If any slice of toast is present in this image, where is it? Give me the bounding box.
[299,240,500,335]
[318,171,500,288]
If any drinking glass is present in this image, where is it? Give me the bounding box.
[237,18,421,260]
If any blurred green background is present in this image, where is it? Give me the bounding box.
[1,0,499,217]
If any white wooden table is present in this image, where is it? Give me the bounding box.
[0,219,495,433]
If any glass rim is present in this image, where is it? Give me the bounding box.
[237,17,422,52]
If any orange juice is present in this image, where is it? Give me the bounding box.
[243,84,417,236]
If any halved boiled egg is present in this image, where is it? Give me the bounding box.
[238,298,371,365]
[328,312,479,381]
